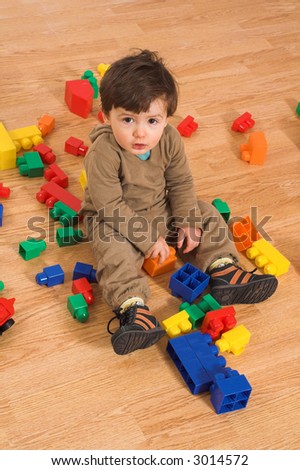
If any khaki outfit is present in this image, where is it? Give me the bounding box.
[80,124,238,310]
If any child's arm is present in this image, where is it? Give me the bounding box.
[164,126,203,232]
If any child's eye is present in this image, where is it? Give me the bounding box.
[148,118,158,125]
[122,117,134,124]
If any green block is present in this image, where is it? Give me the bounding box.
[0,280,4,291]
[179,302,205,328]
[16,151,44,177]
[197,294,221,313]
[296,102,300,117]
[67,293,89,322]
[212,198,230,223]
[56,227,83,247]
[50,201,78,226]
[19,238,47,260]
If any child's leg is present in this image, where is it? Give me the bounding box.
[87,219,165,354]
[177,201,278,305]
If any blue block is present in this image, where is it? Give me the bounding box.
[72,262,97,283]
[169,263,210,303]
[36,264,65,287]
[0,203,3,226]
[210,371,252,414]
[167,335,212,394]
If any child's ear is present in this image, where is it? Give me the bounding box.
[102,112,111,124]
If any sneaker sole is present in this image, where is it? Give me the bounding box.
[111,326,166,355]
[210,276,278,305]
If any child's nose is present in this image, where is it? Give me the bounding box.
[133,124,146,138]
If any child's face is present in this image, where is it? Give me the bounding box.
[104,98,168,155]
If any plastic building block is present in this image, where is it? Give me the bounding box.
[16,151,44,177]
[79,169,87,191]
[19,238,47,260]
[81,70,98,98]
[8,125,43,152]
[0,183,11,198]
[0,281,4,291]
[37,114,55,136]
[143,246,177,277]
[44,163,68,188]
[215,325,251,355]
[240,131,267,165]
[36,264,65,287]
[162,310,192,338]
[72,262,97,283]
[179,294,221,329]
[229,215,261,252]
[177,115,198,137]
[231,112,255,133]
[72,278,95,305]
[200,306,237,341]
[56,227,83,247]
[97,111,105,123]
[65,79,94,118]
[67,293,89,322]
[246,238,290,276]
[50,201,78,226]
[167,331,251,413]
[33,143,56,165]
[169,263,210,303]
[0,204,3,227]
[296,102,300,117]
[36,181,82,211]
[0,122,16,170]
[64,136,88,157]
[212,198,230,223]
[210,370,252,414]
[97,63,110,77]
[0,297,15,335]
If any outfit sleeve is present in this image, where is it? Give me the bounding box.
[164,127,203,230]
[84,145,155,254]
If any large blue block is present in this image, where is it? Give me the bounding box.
[169,263,210,303]
[36,264,65,287]
[72,262,97,283]
[210,371,252,414]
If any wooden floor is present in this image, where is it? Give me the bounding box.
[1,0,300,451]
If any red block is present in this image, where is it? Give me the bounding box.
[64,136,88,157]
[36,181,82,211]
[72,278,95,305]
[44,163,69,188]
[0,297,15,327]
[65,79,94,118]
[33,143,56,164]
[177,115,198,137]
[0,183,11,198]
[231,112,255,133]
[200,306,237,341]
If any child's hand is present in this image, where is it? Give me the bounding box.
[144,236,170,264]
[177,226,202,254]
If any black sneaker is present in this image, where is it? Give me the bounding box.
[107,304,165,355]
[209,263,278,305]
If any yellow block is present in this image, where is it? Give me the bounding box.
[97,63,110,77]
[0,122,17,170]
[162,310,192,338]
[215,325,251,356]
[8,125,43,152]
[79,169,87,190]
[246,238,290,276]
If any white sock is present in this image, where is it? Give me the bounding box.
[209,257,234,271]
[119,296,144,313]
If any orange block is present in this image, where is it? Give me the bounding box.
[38,115,55,136]
[240,131,267,165]
[143,246,177,277]
[229,215,261,252]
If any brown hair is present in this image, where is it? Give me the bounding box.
[100,50,178,117]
